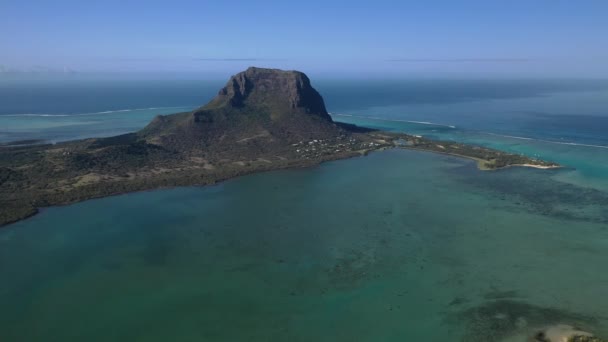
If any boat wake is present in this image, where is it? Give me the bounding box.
[1,106,192,117]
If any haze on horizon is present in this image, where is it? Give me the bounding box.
[2,0,608,79]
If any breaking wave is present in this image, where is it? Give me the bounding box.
[331,113,456,129]
[1,106,191,117]
[330,112,608,150]
[484,132,608,149]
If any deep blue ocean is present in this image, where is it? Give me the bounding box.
[1,77,608,341]
[2,78,608,146]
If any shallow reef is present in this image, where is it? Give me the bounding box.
[447,299,599,341]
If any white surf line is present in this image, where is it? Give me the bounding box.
[484,132,608,150]
[331,112,608,150]
[330,113,456,129]
[1,106,194,117]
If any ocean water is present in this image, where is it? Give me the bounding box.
[1,78,608,341]
[0,79,220,143]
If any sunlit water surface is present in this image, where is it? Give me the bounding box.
[1,78,607,341]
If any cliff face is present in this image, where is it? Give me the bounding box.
[140,67,343,152]
[205,67,332,121]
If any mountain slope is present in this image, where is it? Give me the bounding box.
[139,67,348,154]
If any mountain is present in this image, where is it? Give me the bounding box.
[139,67,349,155]
[0,67,558,227]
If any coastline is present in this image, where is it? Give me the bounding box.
[0,147,374,228]
[508,163,562,170]
[0,68,561,229]
[398,147,561,171]
[0,141,559,228]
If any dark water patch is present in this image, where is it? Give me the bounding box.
[324,249,378,290]
[449,297,471,307]
[452,166,608,224]
[484,290,522,300]
[137,231,174,267]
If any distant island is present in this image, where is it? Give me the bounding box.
[0,67,559,227]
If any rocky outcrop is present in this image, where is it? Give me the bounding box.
[205,67,331,120]
[140,67,344,152]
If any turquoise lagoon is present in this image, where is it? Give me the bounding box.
[1,79,608,341]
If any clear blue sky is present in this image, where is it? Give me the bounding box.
[2,0,608,77]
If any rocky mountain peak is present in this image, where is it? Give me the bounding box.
[205,67,332,121]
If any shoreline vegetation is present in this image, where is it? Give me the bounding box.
[379,131,560,171]
[0,131,559,228]
[0,67,559,228]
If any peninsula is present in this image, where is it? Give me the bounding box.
[0,67,558,227]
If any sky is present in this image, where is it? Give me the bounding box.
[2,0,608,78]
